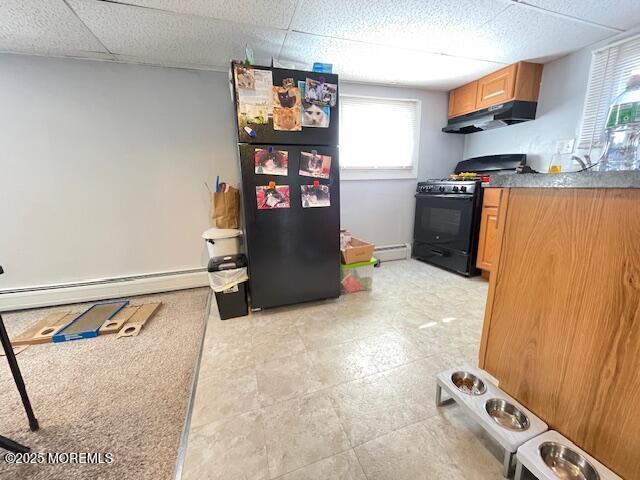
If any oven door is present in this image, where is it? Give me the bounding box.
[413,193,475,253]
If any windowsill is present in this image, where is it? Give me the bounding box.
[340,168,418,181]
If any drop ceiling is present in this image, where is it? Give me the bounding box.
[0,0,638,90]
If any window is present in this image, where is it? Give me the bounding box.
[578,34,640,151]
[339,95,421,180]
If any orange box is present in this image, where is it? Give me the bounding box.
[340,237,374,265]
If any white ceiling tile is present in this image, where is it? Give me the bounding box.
[290,0,511,62]
[67,0,286,68]
[109,0,297,30]
[0,0,110,57]
[280,32,505,90]
[522,0,640,31]
[452,4,616,63]
[111,53,221,71]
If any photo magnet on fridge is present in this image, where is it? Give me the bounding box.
[298,81,330,128]
[321,83,337,107]
[301,185,330,208]
[272,85,301,109]
[304,78,324,104]
[272,78,302,131]
[255,148,288,176]
[235,65,255,89]
[301,102,330,128]
[304,78,337,107]
[256,185,290,209]
[273,107,301,131]
[299,151,331,179]
[234,65,273,125]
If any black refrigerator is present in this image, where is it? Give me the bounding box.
[231,64,340,309]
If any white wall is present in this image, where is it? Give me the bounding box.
[339,82,464,246]
[0,54,459,293]
[0,54,239,290]
[463,48,592,172]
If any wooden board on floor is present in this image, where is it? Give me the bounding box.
[11,302,162,345]
[127,303,161,327]
[99,306,139,335]
[116,303,161,338]
[11,311,70,346]
[0,344,30,356]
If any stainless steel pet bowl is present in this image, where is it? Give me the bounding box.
[451,371,486,395]
[539,442,600,480]
[484,398,530,431]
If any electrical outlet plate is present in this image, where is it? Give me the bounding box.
[556,138,575,154]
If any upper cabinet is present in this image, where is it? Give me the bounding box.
[447,61,543,119]
[448,81,479,118]
[475,64,517,110]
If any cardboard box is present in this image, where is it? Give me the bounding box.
[341,237,374,264]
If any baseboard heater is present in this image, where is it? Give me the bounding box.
[0,268,209,312]
[374,244,411,262]
[2,246,410,311]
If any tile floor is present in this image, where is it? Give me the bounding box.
[181,259,529,480]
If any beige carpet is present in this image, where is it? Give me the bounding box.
[0,288,209,480]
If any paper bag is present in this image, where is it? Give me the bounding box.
[211,186,240,229]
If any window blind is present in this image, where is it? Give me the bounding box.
[339,95,419,170]
[578,34,640,150]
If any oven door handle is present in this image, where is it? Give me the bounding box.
[415,194,474,199]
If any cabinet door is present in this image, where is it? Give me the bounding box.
[477,188,503,271]
[475,64,517,110]
[483,187,502,208]
[476,205,499,271]
[448,81,478,118]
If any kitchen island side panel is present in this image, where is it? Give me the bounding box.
[481,187,640,479]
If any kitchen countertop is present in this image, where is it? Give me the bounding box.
[486,171,640,188]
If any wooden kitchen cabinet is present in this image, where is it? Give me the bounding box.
[475,64,517,110]
[448,81,478,118]
[447,62,543,118]
[476,188,502,272]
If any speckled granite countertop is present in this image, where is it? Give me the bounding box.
[486,171,640,188]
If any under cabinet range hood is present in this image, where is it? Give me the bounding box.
[442,100,538,134]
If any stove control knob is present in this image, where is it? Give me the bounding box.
[452,186,459,192]
[460,185,467,192]
[439,186,445,192]
[427,186,432,191]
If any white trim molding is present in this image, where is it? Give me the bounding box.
[0,269,209,311]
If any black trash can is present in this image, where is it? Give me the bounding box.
[207,254,248,320]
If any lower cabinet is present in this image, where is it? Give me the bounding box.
[476,188,502,272]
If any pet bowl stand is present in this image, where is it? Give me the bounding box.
[436,366,548,478]
[515,430,621,480]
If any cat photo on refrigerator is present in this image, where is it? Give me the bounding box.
[299,151,331,179]
[302,102,329,128]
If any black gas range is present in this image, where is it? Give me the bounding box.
[412,154,526,276]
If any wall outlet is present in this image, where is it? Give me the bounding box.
[555,138,575,154]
